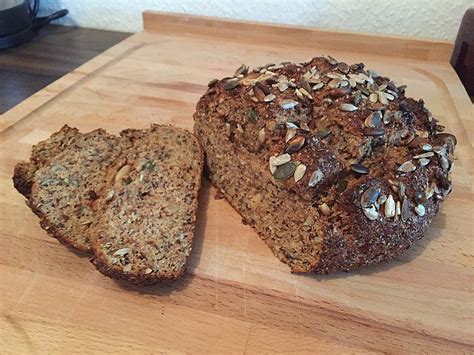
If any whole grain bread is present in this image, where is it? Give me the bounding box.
[15,127,129,252]
[90,125,204,285]
[13,125,81,198]
[194,58,456,273]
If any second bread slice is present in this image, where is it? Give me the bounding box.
[90,125,204,285]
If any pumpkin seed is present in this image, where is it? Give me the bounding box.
[224,78,240,90]
[361,187,381,208]
[294,164,307,182]
[364,111,383,128]
[273,161,298,180]
[340,103,358,112]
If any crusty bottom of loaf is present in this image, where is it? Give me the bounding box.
[194,112,438,273]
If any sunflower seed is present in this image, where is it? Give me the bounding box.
[398,182,406,199]
[401,199,410,222]
[224,78,240,90]
[336,179,348,192]
[236,123,244,133]
[253,86,265,102]
[361,187,381,208]
[419,158,430,166]
[384,195,396,217]
[326,72,343,79]
[115,165,131,184]
[285,129,297,143]
[353,90,363,105]
[439,155,450,170]
[280,99,299,110]
[363,206,378,220]
[264,94,276,102]
[208,79,219,87]
[273,161,298,180]
[364,127,386,136]
[300,122,310,131]
[294,164,307,182]
[337,62,350,74]
[312,82,324,91]
[350,164,369,174]
[258,128,266,145]
[286,136,305,153]
[340,103,358,112]
[326,87,351,99]
[268,64,283,71]
[225,123,231,137]
[413,152,434,159]
[301,78,312,93]
[114,248,130,257]
[295,88,304,100]
[378,91,388,105]
[384,92,395,101]
[286,122,299,129]
[367,69,380,78]
[369,93,378,103]
[326,55,338,65]
[319,203,331,216]
[308,169,323,187]
[234,64,249,77]
[398,160,416,173]
[299,88,313,100]
[378,194,387,205]
[105,190,115,201]
[421,143,433,151]
[339,80,349,87]
[145,268,153,275]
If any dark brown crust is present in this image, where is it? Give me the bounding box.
[90,125,204,285]
[194,57,456,274]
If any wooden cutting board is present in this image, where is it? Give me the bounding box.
[1,11,473,353]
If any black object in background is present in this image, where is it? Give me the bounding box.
[0,0,68,49]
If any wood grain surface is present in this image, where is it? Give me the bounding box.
[0,11,473,353]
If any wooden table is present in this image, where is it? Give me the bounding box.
[1,11,473,353]
[0,25,130,114]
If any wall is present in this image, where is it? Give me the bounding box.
[39,0,472,41]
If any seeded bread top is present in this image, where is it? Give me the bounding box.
[197,56,456,223]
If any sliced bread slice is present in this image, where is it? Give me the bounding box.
[90,125,204,285]
[13,125,81,198]
[24,128,129,252]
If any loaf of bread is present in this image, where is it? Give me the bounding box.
[91,125,204,285]
[194,57,456,273]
